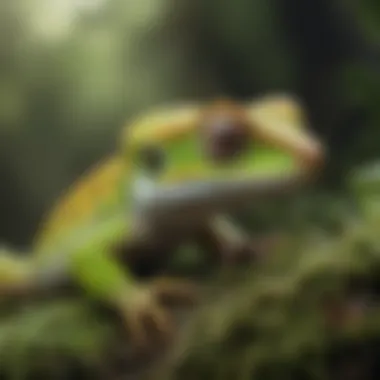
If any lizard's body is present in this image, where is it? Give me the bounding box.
[0,95,324,347]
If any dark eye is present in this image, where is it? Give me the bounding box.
[138,145,166,174]
[203,115,250,162]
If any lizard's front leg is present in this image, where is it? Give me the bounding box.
[199,215,282,267]
[69,216,199,351]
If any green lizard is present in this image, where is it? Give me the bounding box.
[0,94,324,348]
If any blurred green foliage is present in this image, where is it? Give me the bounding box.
[0,0,213,245]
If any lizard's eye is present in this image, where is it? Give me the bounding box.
[202,114,250,162]
[138,145,166,175]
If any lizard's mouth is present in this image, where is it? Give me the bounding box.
[133,169,309,221]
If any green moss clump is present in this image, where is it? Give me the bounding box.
[155,217,380,380]
[1,180,380,379]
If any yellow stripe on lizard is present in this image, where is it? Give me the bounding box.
[34,155,126,250]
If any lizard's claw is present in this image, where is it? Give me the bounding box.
[121,279,198,350]
[150,277,199,307]
[122,286,173,349]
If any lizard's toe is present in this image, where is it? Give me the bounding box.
[145,304,173,342]
[121,286,176,351]
[151,278,199,307]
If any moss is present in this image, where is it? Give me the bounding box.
[0,191,379,379]
[155,214,380,380]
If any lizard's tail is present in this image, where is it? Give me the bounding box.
[0,246,39,298]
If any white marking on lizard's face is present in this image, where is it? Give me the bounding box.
[130,168,305,226]
[131,175,164,220]
[133,176,156,201]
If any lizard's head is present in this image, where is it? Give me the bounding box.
[125,96,325,223]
